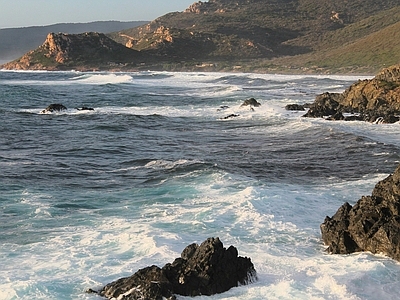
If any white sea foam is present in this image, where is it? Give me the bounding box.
[69,73,133,85]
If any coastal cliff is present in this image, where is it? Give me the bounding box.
[1,32,143,71]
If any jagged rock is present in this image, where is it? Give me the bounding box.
[301,64,400,123]
[163,237,256,296]
[240,98,261,108]
[96,237,257,300]
[321,164,400,261]
[40,103,67,113]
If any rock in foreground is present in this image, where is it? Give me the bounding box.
[321,164,400,261]
[97,237,257,300]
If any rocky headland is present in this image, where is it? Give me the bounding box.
[321,163,400,261]
[89,237,257,300]
[296,64,400,123]
[1,32,144,71]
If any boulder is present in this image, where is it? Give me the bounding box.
[321,164,400,261]
[240,98,261,108]
[302,92,342,118]
[40,103,67,113]
[94,237,257,299]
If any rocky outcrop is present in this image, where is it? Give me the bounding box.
[40,103,67,113]
[302,64,400,123]
[240,98,261,108]
[321,164,400,261]
[94,237,257,300]
[1,32,141,71]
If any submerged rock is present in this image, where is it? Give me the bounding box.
[321,164,400,261]
[96,237,257,299]
[40,103,67,113]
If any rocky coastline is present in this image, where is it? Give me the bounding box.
[290,64,400,123]
[88,237,257,300]
[321,163,400,261]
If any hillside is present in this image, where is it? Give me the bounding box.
[0,21,147,63]
[2,0,400,73]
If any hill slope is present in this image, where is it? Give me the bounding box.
[2,0,400,73]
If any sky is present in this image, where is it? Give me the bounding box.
[0,0,197,29]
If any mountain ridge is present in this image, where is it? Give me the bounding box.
[2,0,400,74]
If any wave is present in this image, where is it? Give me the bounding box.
[69,73,133,84]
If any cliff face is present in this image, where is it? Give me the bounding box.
[1,32,142,71]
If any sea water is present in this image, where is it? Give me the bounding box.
[1,70,400,300]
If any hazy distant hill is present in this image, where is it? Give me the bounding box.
[0,21,147,62]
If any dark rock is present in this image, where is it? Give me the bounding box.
[100,265,175,300]
[321,164,400,261]
[40,103,67,113]
[302,92,342,118]
[163,237,257,297]
[285,103,305,111]
[326,111,345,121]
[217,105,230,111]
[96,237,257,299]
[240,98,261,108]
[221,114,240,119]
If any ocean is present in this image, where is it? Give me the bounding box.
[1,70,400,300]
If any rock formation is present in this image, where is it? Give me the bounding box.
[302,64,400,123]
[1,32,141,71]
[40,103,67,113]
[321,164,400,261]
[93,237,257,300]
[240,98,261,108]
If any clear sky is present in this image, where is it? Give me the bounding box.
[0,0,197,29]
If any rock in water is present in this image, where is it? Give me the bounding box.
[41,103,67,113]
[321,164,400,261]
[100,265,175,300]
[240,98,261,108]
[163,237,257,296]
[98,237,257,299]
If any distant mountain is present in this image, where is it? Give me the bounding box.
[0,21,148,62]
[2,0,400,74]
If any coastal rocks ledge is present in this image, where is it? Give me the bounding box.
[321,163,400,261]
[89,237,257,300]
[289,64,400,123]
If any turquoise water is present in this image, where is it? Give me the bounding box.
[1,71,400,299]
